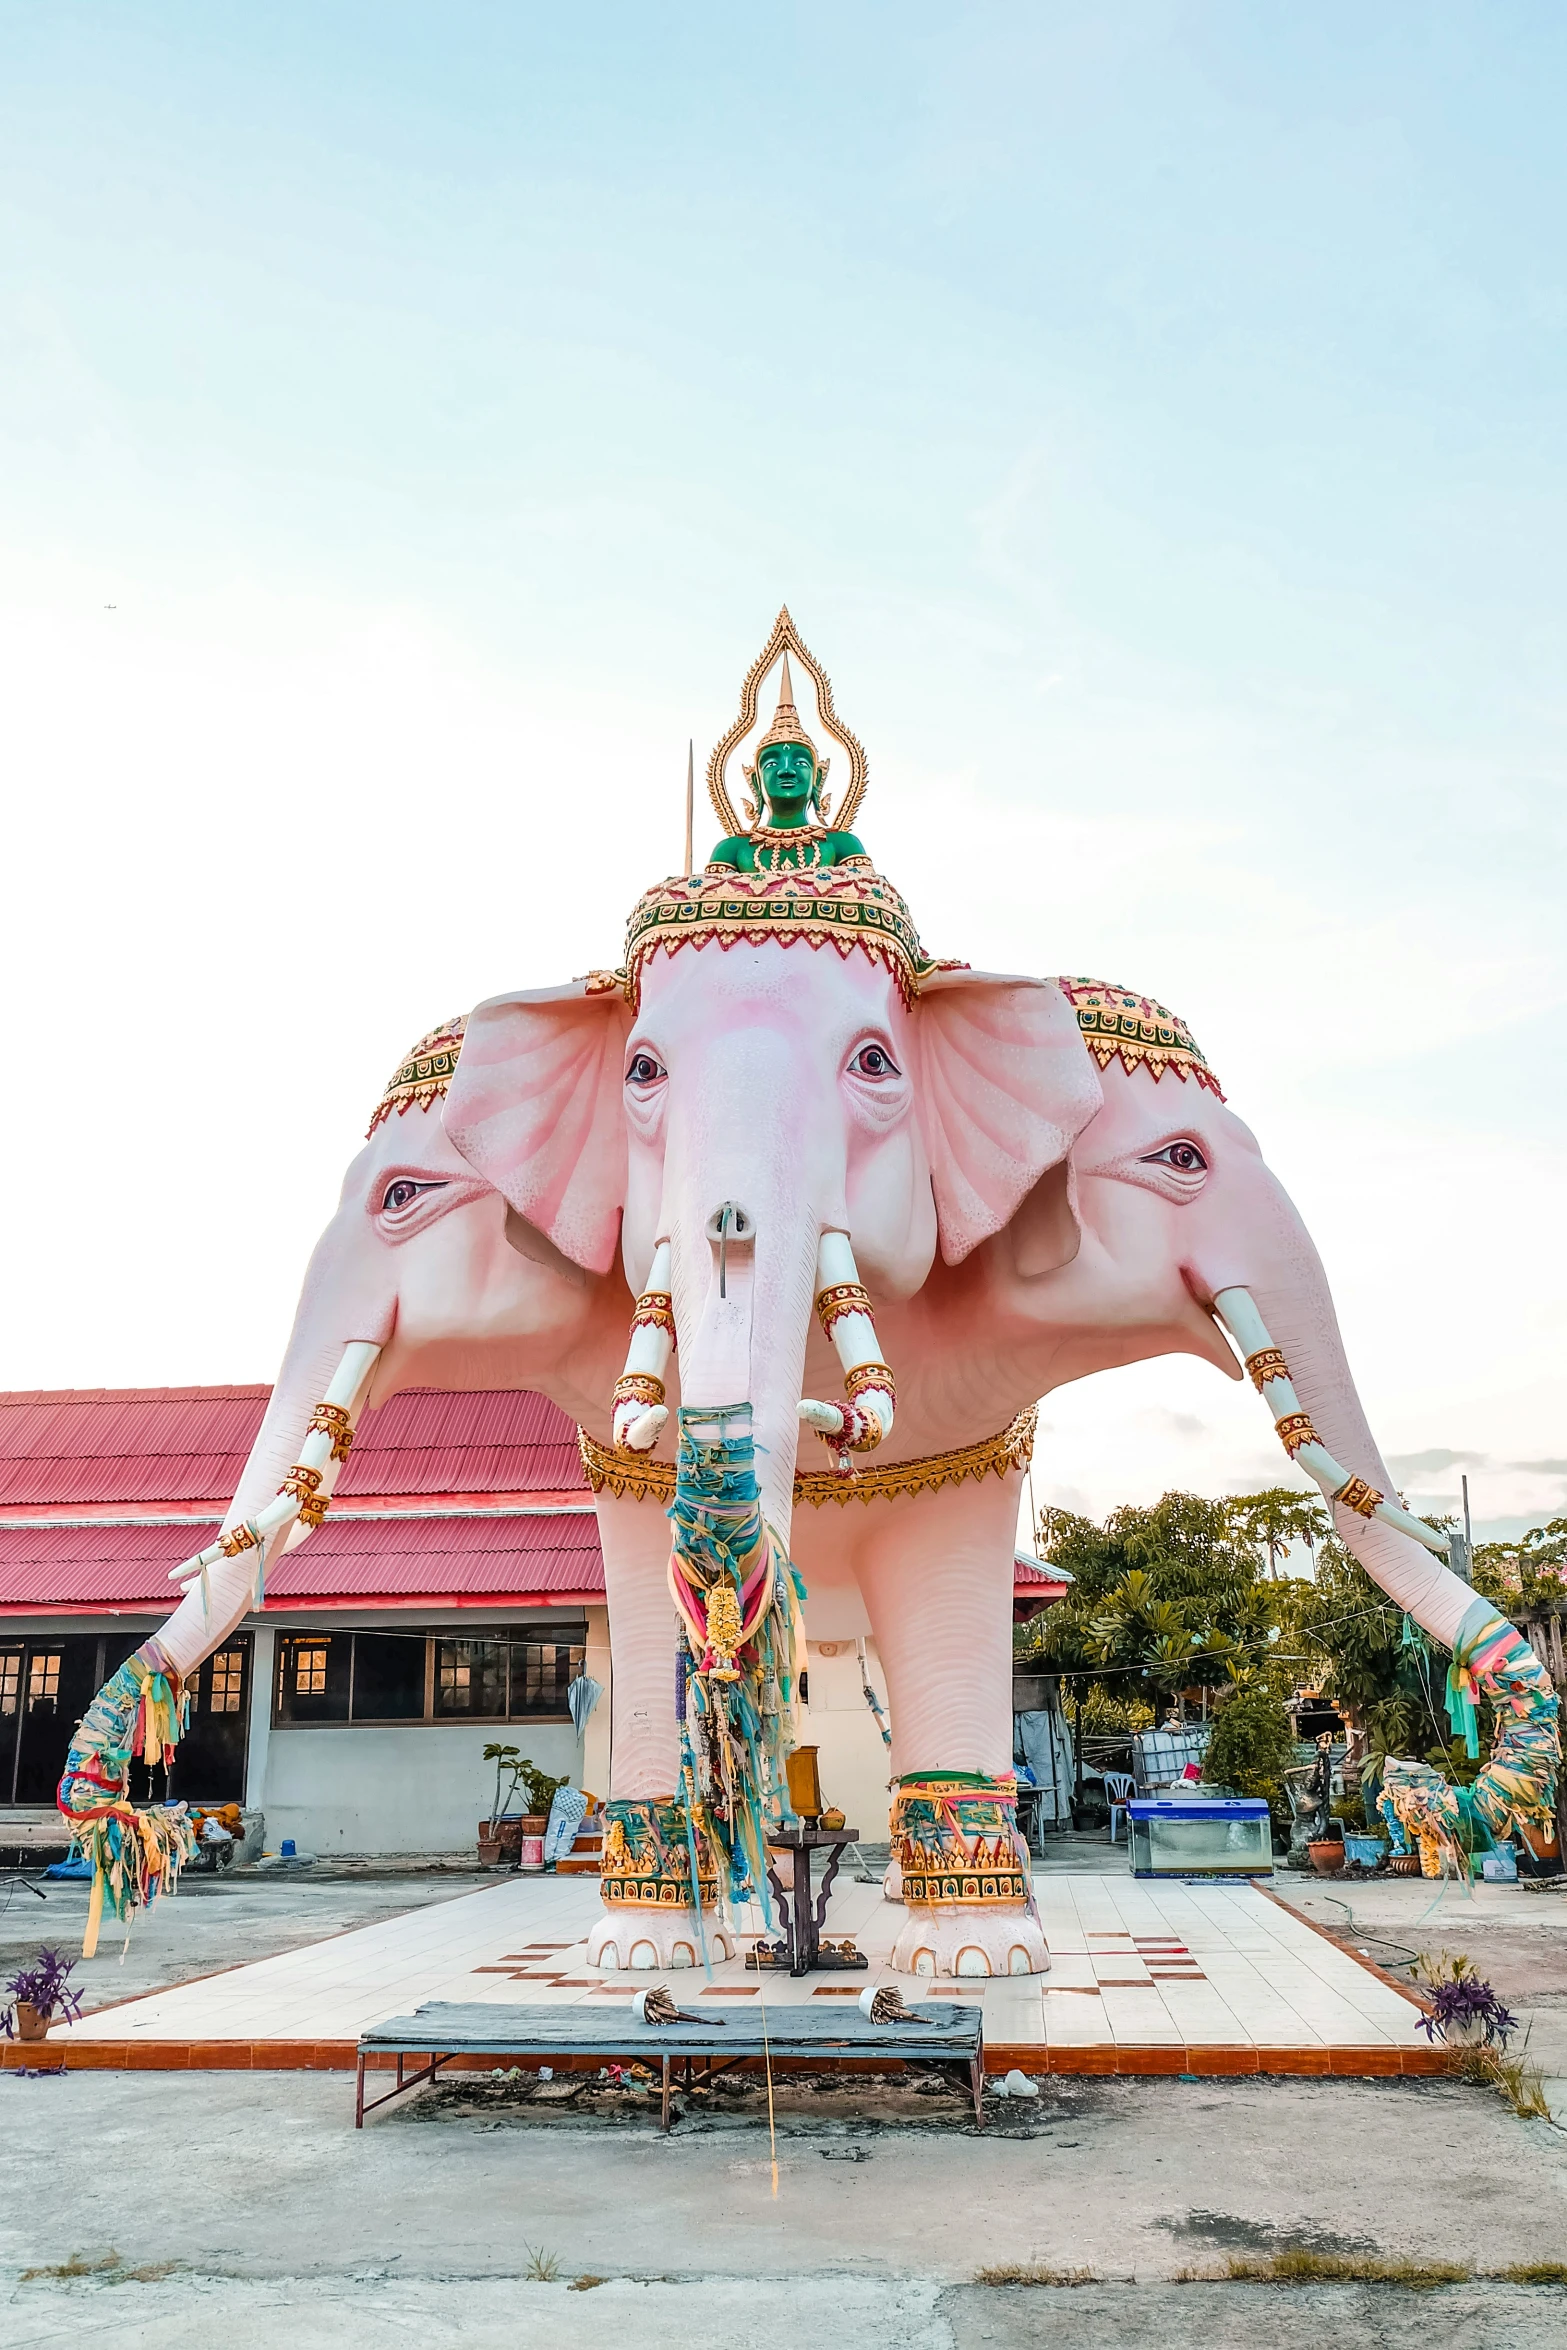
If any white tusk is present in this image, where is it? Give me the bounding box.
[165,1342,382,1584]
[612,1241,674,1451]
[1212,1288,1449,1556]
[801,1231,896,1461]
[624,1405,668,1453]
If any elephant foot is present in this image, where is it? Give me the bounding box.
[891,1906,1050,1980]
[882,1856,905,1904]
[588,1907,735,1972]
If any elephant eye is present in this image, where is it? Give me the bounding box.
[848,1043,901,1080]
[381,1177,447,1214]
[626,1051,667,1088]
[1142,1141,1208,1177]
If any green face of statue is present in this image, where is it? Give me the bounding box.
[757,739,817,825]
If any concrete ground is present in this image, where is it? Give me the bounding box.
[4,1855,1566,2346]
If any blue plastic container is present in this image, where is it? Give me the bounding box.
[1126,1796,1273,1878]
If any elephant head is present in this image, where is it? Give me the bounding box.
[443,868,1102,1535]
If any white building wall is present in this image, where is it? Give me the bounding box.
[797,1637,895,1843]
[262,1718,583,1856]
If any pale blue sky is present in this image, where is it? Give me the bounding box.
[1,5,1562,1534]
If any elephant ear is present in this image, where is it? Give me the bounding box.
[915,972,1102,1265]
[443,983,630,1275]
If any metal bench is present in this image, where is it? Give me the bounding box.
[356,1998,986,2131]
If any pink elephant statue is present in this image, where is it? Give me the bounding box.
[65,621,1554,1974]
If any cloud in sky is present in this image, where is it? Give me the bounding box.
[0,7,1562,1542]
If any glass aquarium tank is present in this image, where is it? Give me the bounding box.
[1126,1797,1273,1878]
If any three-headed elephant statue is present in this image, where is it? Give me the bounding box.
[59,846,1557,1977]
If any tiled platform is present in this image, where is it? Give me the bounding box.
[5,1871,1441,2077]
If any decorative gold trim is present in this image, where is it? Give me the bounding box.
[366,1017,466,1136]
[624,866,936,1014]
[902,1870,1030,1906]
[308,1402,355,1463]
[631,1292,676,1341]
[1244,1348,1289,1393]
[1273,1412,1319,1459]
[707,608,868,840]
[1334,1473,1384,1519]
[578,1405,1037,1508]
[844,1362,895,1403]
[613,1372,666,1411]
[1054,978,1223,1100]
[280,1463,329,1531]
[600,1876,720,1910]
[219,1524,258,1559]
[816,1281,874,1335]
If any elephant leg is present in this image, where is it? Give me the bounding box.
[854,1472,1049,1980]
[585,1489,734,1969]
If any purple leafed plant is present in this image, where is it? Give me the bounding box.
[1416,1973,1518,2048]
[1,1946,85,2034]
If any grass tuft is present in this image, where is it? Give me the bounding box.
[1497,2262,1567,2285]
[1448,2045,1553,2119]
[20,2252,122,2283]
[974,2264,1098,2287]
[1221,2252,1470,2288]
[523,2246,562,2283]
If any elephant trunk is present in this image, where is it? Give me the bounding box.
[151,1193,397,1676]
[1205,1214,1558,1855]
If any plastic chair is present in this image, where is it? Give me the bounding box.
[1104,1771,1136,1843]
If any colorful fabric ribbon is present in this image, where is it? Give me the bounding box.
[56,1646,199,1955]
[1381,1599,1559,1869]
[667,1403,804,1931]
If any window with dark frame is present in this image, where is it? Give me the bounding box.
[274,1625,586,1726]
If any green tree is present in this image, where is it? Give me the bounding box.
[1018,1492,1279,1723]
[1225,1488,1329,1580]
[1473,1518,1567,1618]
[1201,1681,1297,1826]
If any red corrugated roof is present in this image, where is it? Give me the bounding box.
[0,1511,604,1610]
[0,1384,587,1509]
[1014,1550,1070,1595]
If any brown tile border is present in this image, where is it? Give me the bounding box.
[4,2034,1449,2080]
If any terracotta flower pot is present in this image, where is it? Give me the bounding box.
[1308,1838,1345,1874]
[15,2001,49,2043]
[519,1815,549,1836]
[476,1838,504,1866]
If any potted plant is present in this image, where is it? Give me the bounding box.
[479,1746,569,1862]
[1307,1819,1345,1874]
[2,1947,85,2044]
[1412,1951,1517,2049]
[1332,1793,1387,1870]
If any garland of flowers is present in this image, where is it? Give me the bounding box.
[56,1646,199,1956]
[666,1404,804,1928]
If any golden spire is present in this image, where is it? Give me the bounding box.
[755,651,818,761]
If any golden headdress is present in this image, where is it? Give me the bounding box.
[366,1016,466,1136]
[753,652,818,761]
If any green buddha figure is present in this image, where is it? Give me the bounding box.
[708,653,868,874]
